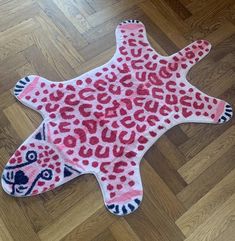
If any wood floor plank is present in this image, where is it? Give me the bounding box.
[212,221,235,241]
[74,46,116,75]
[184,193,235,241]
[209,34,235,61]
[202,70,235,98]
[161,0,192,20]
[0,53,27,79]
[0,18,40,44]
[0,217,14,241]
[44,174,98,219]
[156,135,187,170]
[179,119,234,160]
[16,63,36,78]
[91,228,117,241]
[53,0,92,33]
[220,83,235,105]
[176,168,235,237]
[35,13,84,68]
[147,0,189,29]
[146,34,169,55]
[16,196,54,233]
[188,53,235,90]
[0,189,41,241]
[23,45,63,82]
[82,5,143,43]
[141,161,186,220]
[38,189,104,241]
[61,208,116,241]
[206,20,235,46]
[145,146,187,195]
[109,219,141,241]
[139,0,188,48]
[178,125,235,184]
[140,13,180,54]
[166,126,189,147]
[86,0,118,12]
[0,91,15,111]
[125,209,167,241]
[0,1,40,32]
[177,146,235,208]
[140,194,185,241]
[0,71,21,95]
[75,0,96,16]
[0,34,34,62]
[3,103,36,140]
[0,126,21,156]
[87,0,143,27]
[79,31,116,61]
[37,0,88,50]
[31,29,78,80]
[186,0,235,27]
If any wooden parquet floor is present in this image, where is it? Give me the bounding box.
[0,0,234,240]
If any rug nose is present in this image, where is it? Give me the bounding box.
[1,169,29,196]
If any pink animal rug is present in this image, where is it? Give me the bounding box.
[1,20,233,216]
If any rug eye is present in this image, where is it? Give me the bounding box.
[26,151,37,163]
[40,169,53,180]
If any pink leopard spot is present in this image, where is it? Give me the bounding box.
[63,135,76,148]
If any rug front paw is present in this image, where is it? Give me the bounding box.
[14,75,37,97]
[218,104,233,123]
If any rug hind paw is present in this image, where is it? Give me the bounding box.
[106,197,142,216]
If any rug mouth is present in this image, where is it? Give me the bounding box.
[1,171,29,197]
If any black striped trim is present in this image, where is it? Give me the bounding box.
[106,197,141,215]
[218,104,233,123]
[14,76,32,96]
[119,19,141,25]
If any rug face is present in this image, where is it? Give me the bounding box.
[1,19,233,216]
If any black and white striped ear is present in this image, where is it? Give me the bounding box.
[119,19,142,25]
[14,76,32,96]
[34,124,46,141]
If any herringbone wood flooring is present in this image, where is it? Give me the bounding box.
[0,0,235,240]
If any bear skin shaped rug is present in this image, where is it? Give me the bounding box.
[1,20,233,216]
